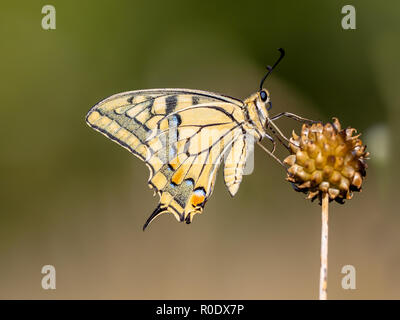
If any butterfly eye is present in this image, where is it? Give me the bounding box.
[260,90,268,102]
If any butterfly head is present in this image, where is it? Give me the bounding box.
[258,88,272,111]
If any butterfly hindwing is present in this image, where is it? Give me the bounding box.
[86,89,249,228]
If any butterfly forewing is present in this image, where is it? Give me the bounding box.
[86,89,253,229]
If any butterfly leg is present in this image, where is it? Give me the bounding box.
[258,133,285,167]
[257,141,285,167]
[269,112,317,124]
[263,132,277,154]
[266,120,292,148]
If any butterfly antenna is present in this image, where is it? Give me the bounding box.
[259,48,285,90]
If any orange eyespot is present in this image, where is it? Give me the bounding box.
[190,188,206,207]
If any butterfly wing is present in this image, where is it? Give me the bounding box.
[86,89,249,229]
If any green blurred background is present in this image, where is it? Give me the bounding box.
[1,0,399,299]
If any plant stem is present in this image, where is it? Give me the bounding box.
[319,192,329,300]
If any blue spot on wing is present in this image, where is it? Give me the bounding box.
[185,179,194,187]
[193,188,206,197]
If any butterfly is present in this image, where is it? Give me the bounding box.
[86,48,312,230]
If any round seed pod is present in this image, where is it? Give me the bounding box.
[284,118,369,203]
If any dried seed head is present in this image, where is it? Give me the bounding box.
[284,118,369,203]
